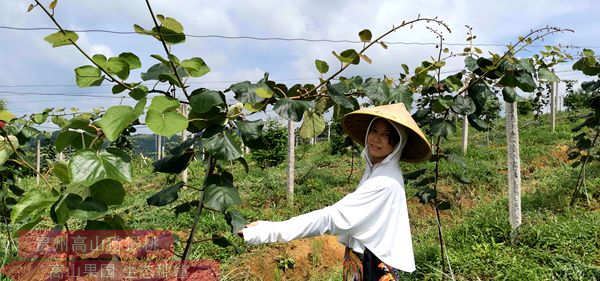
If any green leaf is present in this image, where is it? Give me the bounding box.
[158,73,182,87]
[168,54,181,65]
[8,184,24,197]
[119,52,141,69]
[416,187,437,204]
[54,117,96,152]
[256,87,274,98]
[442,73,464,92]
[467,114,490,131]
[453,173,471,184]
[0,111,15,121]
[389,85,413,110]
[273,98,314,122]
[145,96,188,137]
[16,126,40,145]
[515,71,536,92]
[187,108,227,133]
[151,54,170,64]
[401,64,410,74]
[363,79,390,104]
[299,111,326,139]
[403,169,427,181]
[157,15,184,33]
[49,0,58,9]
[141,63,187,81]
[464,56,477,71]
[432,96,454,113]
[11,191,56,223]
[97,105,141,142]
[502,87,517,103]
[69,148,132,187]
[467,82,494,109]
[451,95,476,115]
[181,57,210,77]
[225,210,247,234]
[129,85,149,100]
[327,83,354,109]
[133,97,147,116]
[106,57,130,80]
[53,160,70,184]
[74,65,104,87]
[70,197,108,220]
[51,193,82,224]
[147,182,184,207]
[0,135,18,166]
[431,119,456,137]
[204,132,242,161]
[498,73,518,87]
[538,67,560,82]
[152,149,194,174]
[229,73,272,104]
[155,26,185,44]
[172,200,199,216]
[13,217,43,236]
[444,152,466,168]
[358,29,372,42]
[315,60,329,74]
[89,179,125,206]
[190,89,225,114]
[332,49,360,65]
[237,120,264,140]
[92,54,107,68]
[44,30,79,47]
[203,173,240,212]
[212,234,234,247]
[112,84,127,94]
[517,58,535,74]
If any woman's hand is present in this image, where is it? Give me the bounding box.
[237,221,259,239]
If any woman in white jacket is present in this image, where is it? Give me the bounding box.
[240,103,432,281]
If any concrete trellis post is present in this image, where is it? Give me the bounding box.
[287,120,295,208]
[505,101,522,237]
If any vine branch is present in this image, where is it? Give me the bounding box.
[33,0,135,92]
[300,17,450,98]
[144,0,191,102]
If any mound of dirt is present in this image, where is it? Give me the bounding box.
[226,235,344,281]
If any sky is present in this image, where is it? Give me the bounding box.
[1,0,599,132]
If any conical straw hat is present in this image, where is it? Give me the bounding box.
[341,103,432,163]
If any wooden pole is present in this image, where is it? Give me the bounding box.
[287,120,295,208]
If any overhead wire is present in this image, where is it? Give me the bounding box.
[1,25,599,49]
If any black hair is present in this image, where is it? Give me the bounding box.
[370,118,400,146]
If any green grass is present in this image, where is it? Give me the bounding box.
[1,112,600,280]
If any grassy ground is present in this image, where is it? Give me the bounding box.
[1,112,599,280]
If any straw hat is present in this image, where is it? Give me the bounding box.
[341,103,432,163]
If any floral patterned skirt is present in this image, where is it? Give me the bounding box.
[342,247,401,281]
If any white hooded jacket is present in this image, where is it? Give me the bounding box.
[242,118,416,272]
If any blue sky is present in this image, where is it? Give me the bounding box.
[1,0,598,130]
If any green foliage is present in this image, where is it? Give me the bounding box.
[564,89,593,111]
[517,97,536,116]
[250,121,287,169]
[329,121,354,155]
[568,49,600,205]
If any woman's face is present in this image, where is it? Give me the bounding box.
[367,119,396,164]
